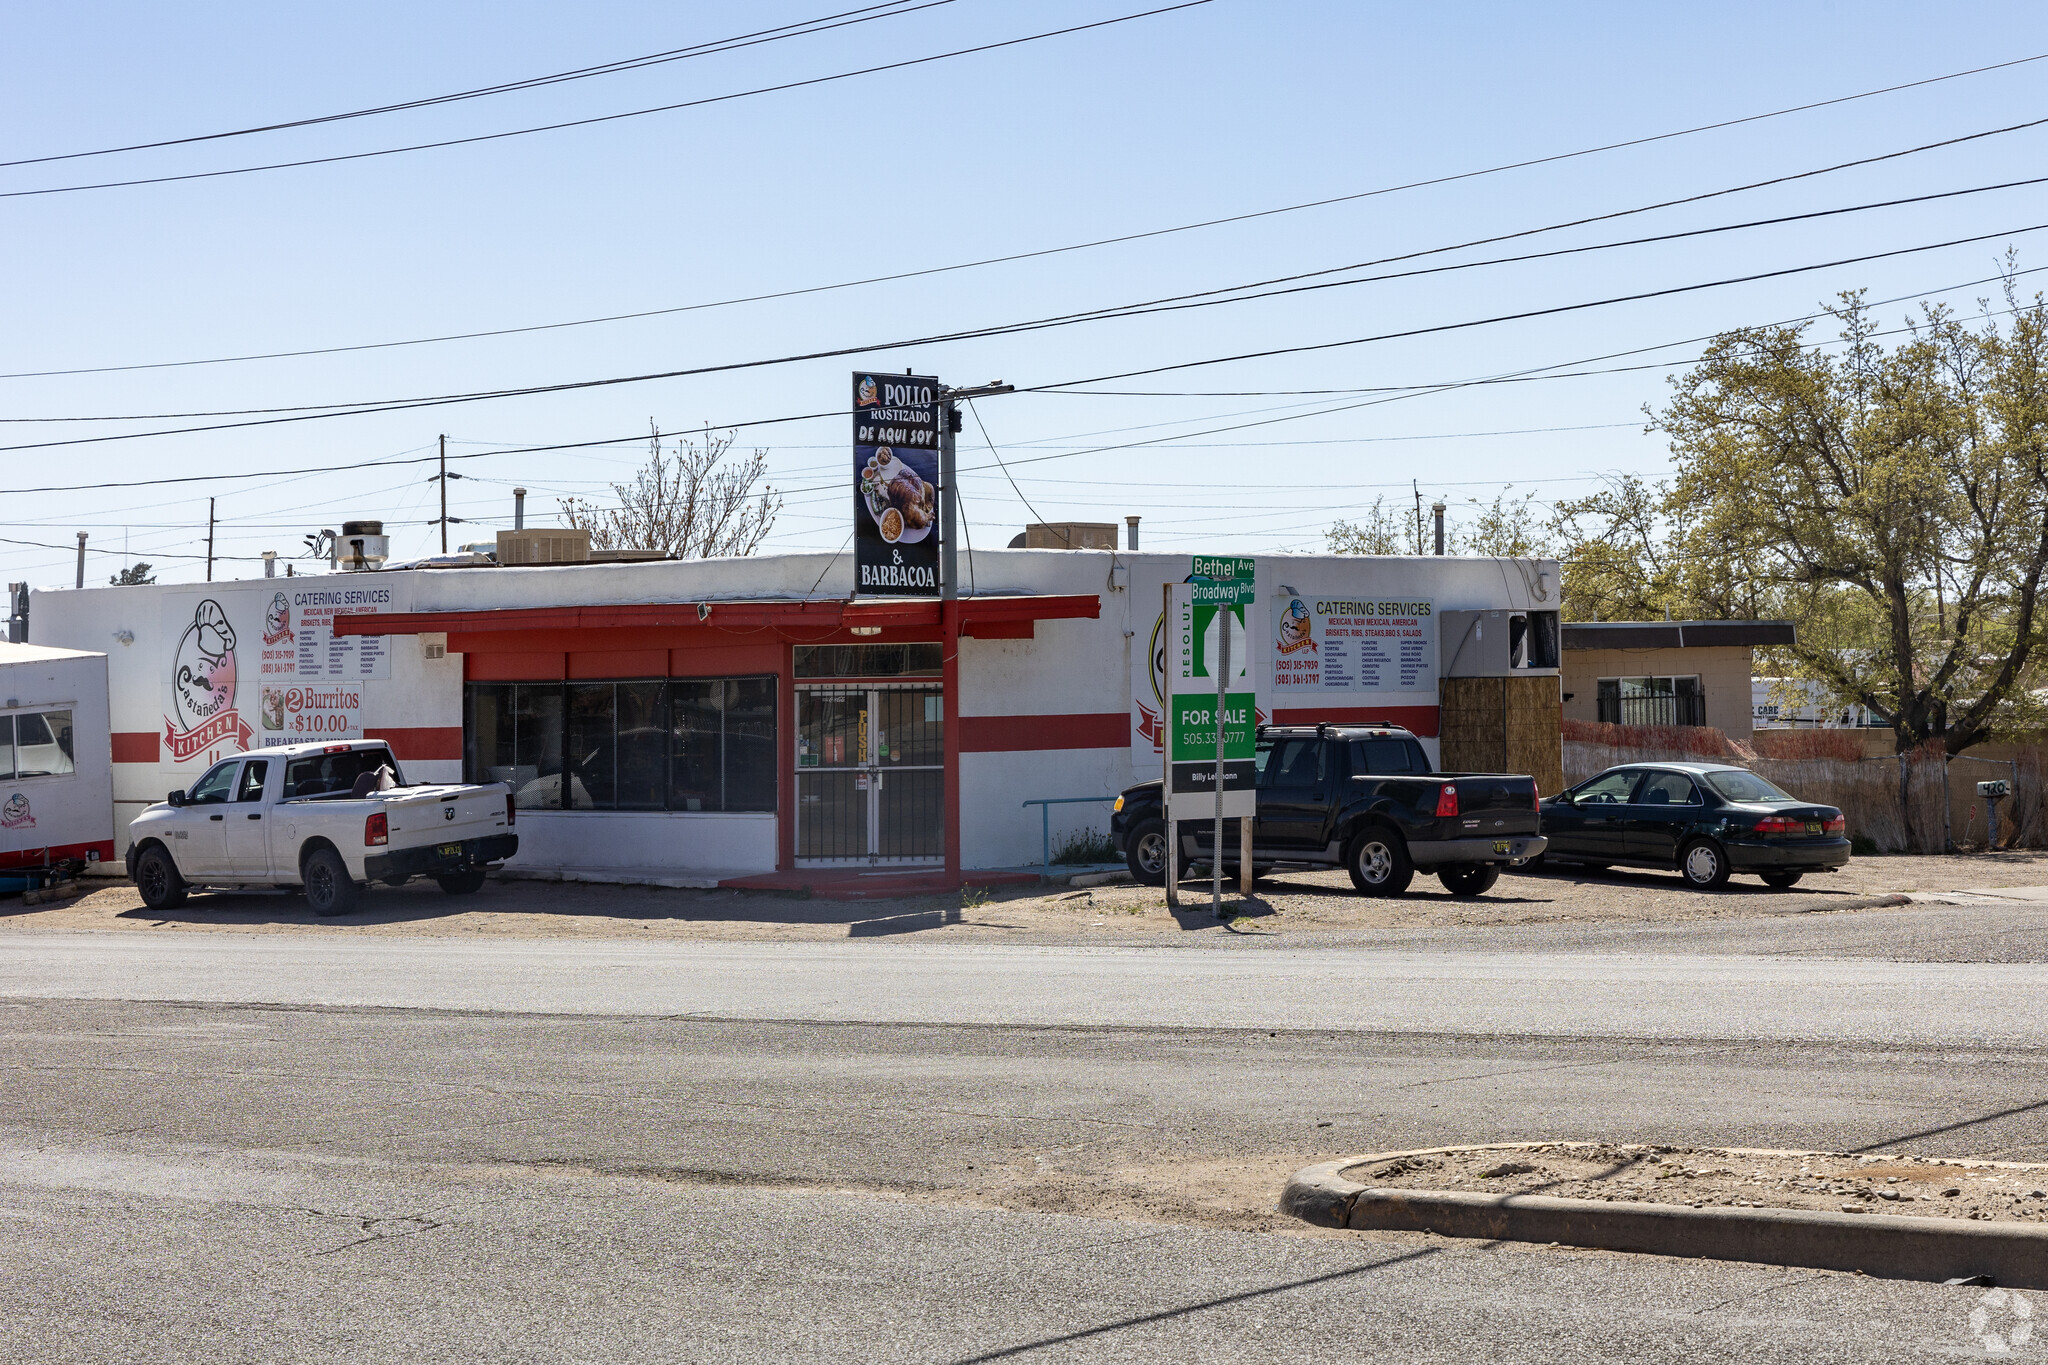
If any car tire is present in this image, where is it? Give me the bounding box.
[1439,863,1502,897]
[301,847,359,917]
[134,846,187,910]
[1345,827,1414,896]
[1760,870,1803,889]
[435,870,488,895]
[1125,819,1168,886]
[1679,838,1731,890]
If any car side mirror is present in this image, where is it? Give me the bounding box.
[166,789,186,807]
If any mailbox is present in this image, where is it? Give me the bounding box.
[1978,779,2012,800]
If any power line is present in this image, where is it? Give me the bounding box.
[0,2,941,170]
[0,3,1212,200]
[8,82,2043,383]
[6,212,2045,459]
[6,256,2040,508]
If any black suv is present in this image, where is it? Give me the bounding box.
[1109,723,1545,897]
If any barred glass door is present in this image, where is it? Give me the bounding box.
[796,684,944,864]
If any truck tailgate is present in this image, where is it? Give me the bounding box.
[1441,774,1541,836]
[382,784,509,846]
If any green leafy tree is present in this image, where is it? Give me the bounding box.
[1566,278,2048,754]
[109,562,155,586]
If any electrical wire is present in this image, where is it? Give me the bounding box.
[8,95,2043,383]
[6,212,2046,459]
[0,2,941,170]
[0,3,1213,200]
[965,399,1045,527]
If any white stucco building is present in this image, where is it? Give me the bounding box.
[27,546,1559,886]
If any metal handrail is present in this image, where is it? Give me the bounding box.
[1021,796,1118,877]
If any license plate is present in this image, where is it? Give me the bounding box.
[437,843,463,859]
[1805,823,1823,835]
[1492,840,1510,855]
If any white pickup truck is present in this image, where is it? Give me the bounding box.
[125,739,517,916]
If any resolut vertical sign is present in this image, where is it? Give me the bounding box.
[852,373,942,597]
[1167,561,1258,818]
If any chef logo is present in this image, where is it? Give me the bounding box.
[1276,597,1317,655]
[263,591,293,645]
[855,375,879,407]
[164,598,254,762]
[0,792,31,829]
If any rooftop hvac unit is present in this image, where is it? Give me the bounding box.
[495,528,591,565]
[334,520,389,572]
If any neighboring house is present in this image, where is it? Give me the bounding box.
[1560,620,1796,745]
[1751,677,1887,730]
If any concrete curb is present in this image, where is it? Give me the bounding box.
[1281,1146,2048,1289]
[1767,892,1912,915]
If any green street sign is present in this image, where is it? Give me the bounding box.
[1191,554,1255,583]
[1190,578,1255,606]
[1169,692,1255,762]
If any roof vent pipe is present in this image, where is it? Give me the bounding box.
[262,551,277,578]
[75,532,87,589]
[1124,515,1140,550]
[514,487,527,531]
[1432,502,1446,556]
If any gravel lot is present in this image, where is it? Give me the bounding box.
[9,849,2048,943]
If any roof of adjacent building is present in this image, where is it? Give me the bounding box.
[1561,619,1796,651]
[1,641,105,664]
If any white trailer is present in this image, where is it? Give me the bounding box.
[0,643,114,889]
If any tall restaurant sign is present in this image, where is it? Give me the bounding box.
[852,373,942,597]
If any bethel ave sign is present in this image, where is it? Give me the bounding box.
[1164,554,1256,912]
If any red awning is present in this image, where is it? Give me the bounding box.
[332,594,1099,639]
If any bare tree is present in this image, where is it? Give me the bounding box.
[561,423,782,558]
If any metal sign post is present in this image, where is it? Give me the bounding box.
[1168,557,1256,916]
[1164,580,1178,908]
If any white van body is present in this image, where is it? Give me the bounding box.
[0,643,115,877]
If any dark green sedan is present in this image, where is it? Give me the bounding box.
[1538,762,1850,889]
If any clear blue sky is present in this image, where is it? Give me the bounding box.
[5,0,2047,586]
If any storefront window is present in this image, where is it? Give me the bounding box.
[793,644,941,678]
[467,677,776,814]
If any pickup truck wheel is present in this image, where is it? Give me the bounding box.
[1439,863,1502,897]
[1679,838,1731,890]
[302,848,358,917]
[1345,828,1414,896]
[1125,819,1168,886]
[134,847,187,910]
[435,870,487,895]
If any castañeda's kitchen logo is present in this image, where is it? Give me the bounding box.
[262,591,293,645]
[164,598,253,762]
[0,792,32,830]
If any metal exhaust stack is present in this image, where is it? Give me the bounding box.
[1125,515,1140,550]
[514,488,527,531]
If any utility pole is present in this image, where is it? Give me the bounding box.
[936,381,1012,887]
[439,434,448,553]
[205,499,215,582]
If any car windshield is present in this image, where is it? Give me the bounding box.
[1703,769,1794,803]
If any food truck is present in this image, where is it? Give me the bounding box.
[0,642,115,891]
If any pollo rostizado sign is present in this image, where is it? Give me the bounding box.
[852,373,941,598]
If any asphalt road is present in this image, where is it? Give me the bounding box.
[4,908,2044,1362]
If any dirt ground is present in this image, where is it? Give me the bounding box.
[1348,1143,2048,1223]
[7,849,2048,942]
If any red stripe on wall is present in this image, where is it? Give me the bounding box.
[1270,705,1441,738]
[365,727,464,761]
[111,732,160,763]
[1,840,117,869]
[960,712,1129,753]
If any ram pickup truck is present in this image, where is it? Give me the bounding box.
[125,739,516,916]
[1109,722,1546,897]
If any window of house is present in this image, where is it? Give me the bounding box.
[1596,676,1705,727]
[467,677,777,814]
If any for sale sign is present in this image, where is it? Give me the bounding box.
[1166,572,1257,818]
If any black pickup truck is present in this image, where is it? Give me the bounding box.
[1109,722,1547,897]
